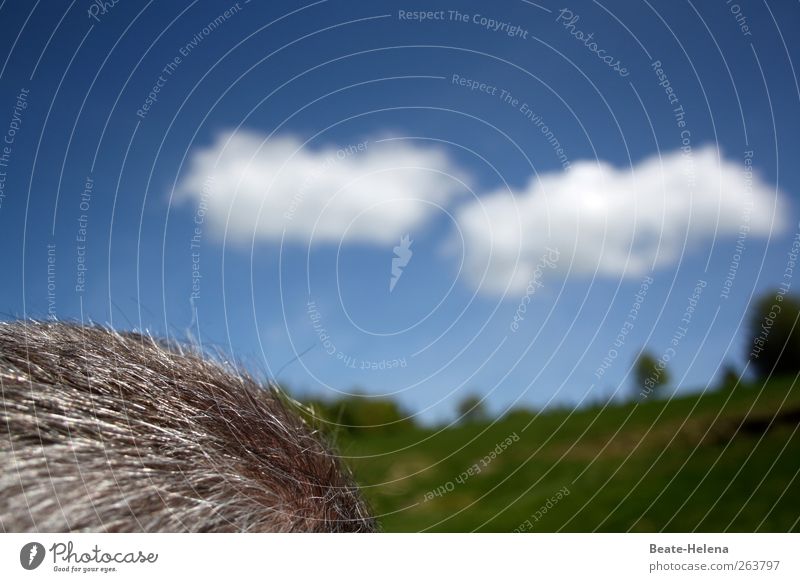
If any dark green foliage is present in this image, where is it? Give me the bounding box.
[633,350,670,399]
[456,393,488,424]
[303,394,414,437]
[718,363,741,391]
[748,292,800,379]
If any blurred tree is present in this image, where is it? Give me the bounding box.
[634,351,669,399]
[748,292,800,379]
[303,394,413,436]
[718,363,741,391]
[456,394,488,424]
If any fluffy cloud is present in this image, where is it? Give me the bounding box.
[173,130,467,245]
[454,146,786,294]
[175,135,786,296]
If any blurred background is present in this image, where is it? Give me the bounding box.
[1,0,799,531]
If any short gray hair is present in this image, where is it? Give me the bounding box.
[0,321,375,532]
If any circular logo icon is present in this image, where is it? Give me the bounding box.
[20,542,46,570]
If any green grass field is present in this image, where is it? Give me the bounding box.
[334,377,800,532]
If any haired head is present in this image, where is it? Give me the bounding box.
[0,321,375,532]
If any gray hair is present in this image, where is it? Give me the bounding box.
[0,321,375,532]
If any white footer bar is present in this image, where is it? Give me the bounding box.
[1,533,797,581]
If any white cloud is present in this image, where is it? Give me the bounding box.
[173,130,468,245]
[175,136,786,296]
[454,146,786,294]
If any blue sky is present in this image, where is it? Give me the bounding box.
[0,0,798,424]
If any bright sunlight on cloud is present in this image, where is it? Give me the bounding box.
[455,146,786,294]
[173,130,468,246]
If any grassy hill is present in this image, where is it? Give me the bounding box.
[330,377,800,532]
